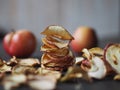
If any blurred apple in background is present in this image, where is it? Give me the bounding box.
[3,29,37,58]
[70,26,98,53]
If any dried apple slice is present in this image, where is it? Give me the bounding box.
[12,65,37,74]
[28,75,57,90]
[37,68,61,80]
[46,47,69,57]
[3,74,27,90]
[82,47,104,59]
[81,48,113,77]
[41,50,74,68]
[60,66,92,82]
[82,48,92,60]
[45,36,70,48]
[7,56,18,66]
[41,25,74,40]
[7,57,40,67]
[47,49,73,59]
[75,57,85,65]
[42,37,58,49]
[87,56,107,79]
[104,43,120,74]
[81,48,107,79]
[41,44,58,51]
[41,50,74,64]
[89,47,104,57]
[0,59,12,73]
[0,64,12,73]
[16,58,40,67]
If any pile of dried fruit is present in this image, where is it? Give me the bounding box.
[40,25,75,71]
[1,25,120,90]
[61,43,120,82]
[0,56,61,90]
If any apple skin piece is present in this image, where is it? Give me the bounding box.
[104,43,120,74]
[3,30,37,58]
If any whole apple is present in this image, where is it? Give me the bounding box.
[3,29,37,58]
[70,26,98,53]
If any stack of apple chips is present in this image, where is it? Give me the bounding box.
[40,25,75,71]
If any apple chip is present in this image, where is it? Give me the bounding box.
[81,48,107,79]
[75,57,85,65]
[18,58,40,67]
[12,65,37,74]
[7,56,18,66]
[7,57,40,67]
[45,36,70,48]
[104,43,120,74]
[0,64,12,73]
[46,47,69,57]
[41,25,74,40]
[89,47,104,57]
[42,37,58,49]
[3,74,27,90]
[87,56,107,79]
[37,68,61,80]
[28,75,57,90]
[82,48,92,60]
[60,66,92,82]
[0,59,12,73]
[41,50,75,71]
[41,44,58,51]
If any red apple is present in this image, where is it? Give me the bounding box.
[3,29,37,58]
[70,26,98,53]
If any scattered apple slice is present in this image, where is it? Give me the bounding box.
[82,48,92,60]
[75,57,84,65]
[28,75,57,90]
[0,64,12,73]
[89,47,104,57]
[37,68,61,80]
[18,58,40,67]
[87,56,107,79]
[104,43,120,74]
[60,66,92,82]
[81,48,107,79]
[0,59,12,73]
[3,74,27,90]
[12,65,37,74]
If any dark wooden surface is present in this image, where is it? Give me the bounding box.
[0,40,120,90]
